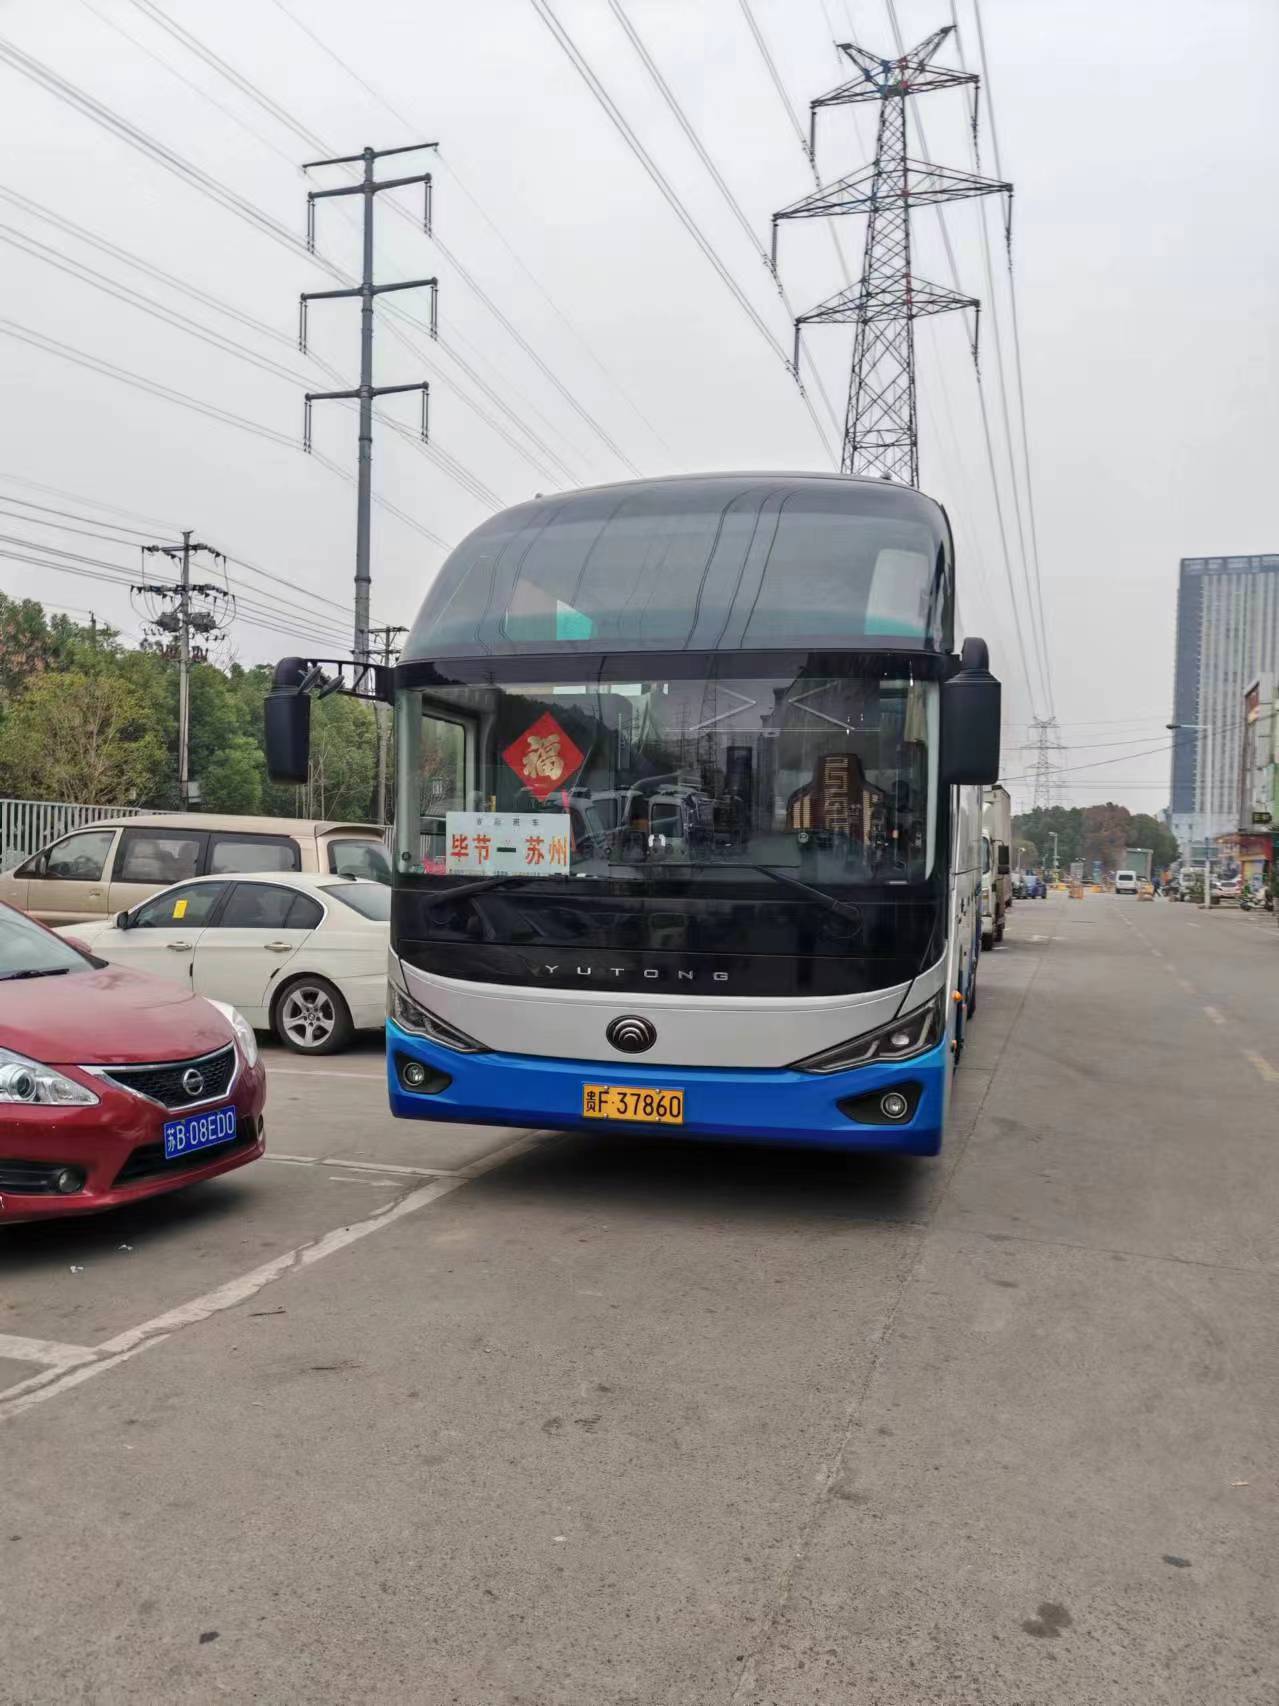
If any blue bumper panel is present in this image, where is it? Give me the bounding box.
[386,1021,949,1155]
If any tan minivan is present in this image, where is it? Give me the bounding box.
[0,815,389,926]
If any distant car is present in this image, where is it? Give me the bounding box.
[1114,870,1139,895]
[0,898,264,1224]
[1011,873,1028,899]
[60,873,390,1055]
[1212,876,1242,901]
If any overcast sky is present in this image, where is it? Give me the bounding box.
[0,0,1274,815]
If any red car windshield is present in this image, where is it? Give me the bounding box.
[0,906,92,980]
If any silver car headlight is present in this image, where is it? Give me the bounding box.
[210,1001,259,1068]
[789,994,945,1075]
[0,1046,98,1105]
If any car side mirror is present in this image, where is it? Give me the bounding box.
[941,638,1001,785]
[115,909,131,931]
[266,656,312,785]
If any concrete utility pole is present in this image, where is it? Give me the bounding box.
[135,532,231,806]
[300,143,439,671]
[369,623,407,825]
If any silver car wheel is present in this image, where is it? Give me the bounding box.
[280,983,337,1051]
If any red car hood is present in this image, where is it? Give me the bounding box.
[0,965,234,1066]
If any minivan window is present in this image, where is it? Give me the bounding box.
[117,830,204,885]
[209,835,300,874]
[39,828,116,883]
[328,840,391,883]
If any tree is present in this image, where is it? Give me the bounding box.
[1081,803,1132,875]
[1128,813,1179,872]
[0,670,167,804]
[1013,806,1083,868]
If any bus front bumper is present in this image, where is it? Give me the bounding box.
[386,1021,948,1156]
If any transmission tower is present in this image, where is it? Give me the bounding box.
[300,142,439,669]
[133,530,234,806]
[1023,716,1066,811]
[771,25,1011,485]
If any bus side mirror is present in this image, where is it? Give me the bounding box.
[941,638,1001,785]
[265,657,312,785]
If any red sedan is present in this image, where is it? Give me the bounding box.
[0,900,265,1224]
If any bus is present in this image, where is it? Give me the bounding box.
[267,473,1000,1155]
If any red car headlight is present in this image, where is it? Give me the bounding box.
[0,1048,98,1106]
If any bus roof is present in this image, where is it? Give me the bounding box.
[402,472,952,664]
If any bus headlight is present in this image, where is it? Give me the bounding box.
[789,994,944,1074]
[389,986,487,1053]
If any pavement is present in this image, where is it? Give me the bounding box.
[1,894,1276,1704]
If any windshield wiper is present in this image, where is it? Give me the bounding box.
[422,873,571,905]
[726,864,867,923]
[0,966,73,981]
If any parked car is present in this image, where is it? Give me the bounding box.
[0,814,388,927]
[1011,873,1028,900]
[1114,869,1139,896]
[59,872,390,1055]
[1212,876,1242,902]
[0,899,264,1224]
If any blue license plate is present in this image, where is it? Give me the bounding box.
[163,1105,237,1160]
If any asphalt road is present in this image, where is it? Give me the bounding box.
[2,894,1277,1704]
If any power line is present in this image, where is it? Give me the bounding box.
[874,0,1046,724]
[126,0,643,478]
[0,317,449,552]
[0,29,580,490]
[267,0,601,484]
[945,0,1052,719]
[528,0,836,461]
[967,0,1053,723]
[605,0,842,438]
[0,469,181,534]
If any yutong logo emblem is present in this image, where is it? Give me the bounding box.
[181,1068,206,1099]
[534,963,730,984]
[607,1016,657,1055]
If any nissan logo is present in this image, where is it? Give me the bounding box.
[181,1067,205,1099]
[606,1016,656,1055]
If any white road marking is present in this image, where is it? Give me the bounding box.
[1151,948,1164,959]
[1203,1006,1226,1026]
[1243,1051,1279,1084]
[1176,977,1196,995]
[327,1175,398,1186]
[266,1066,384,1081]
[0,1333,95,1370]
[0,1130,549,1425]
[261,1152,462,1179]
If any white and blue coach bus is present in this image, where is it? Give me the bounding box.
[268,473,999,1155]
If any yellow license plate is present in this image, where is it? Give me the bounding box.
[582,1085,684,1125]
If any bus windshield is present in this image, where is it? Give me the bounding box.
[395,658,938,894]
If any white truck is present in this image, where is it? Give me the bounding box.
[981,784,1013,949]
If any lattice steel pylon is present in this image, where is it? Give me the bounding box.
[1023,716,1066,810]
[771,25,1011,485]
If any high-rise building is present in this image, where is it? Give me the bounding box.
[1169,553,1279,854]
